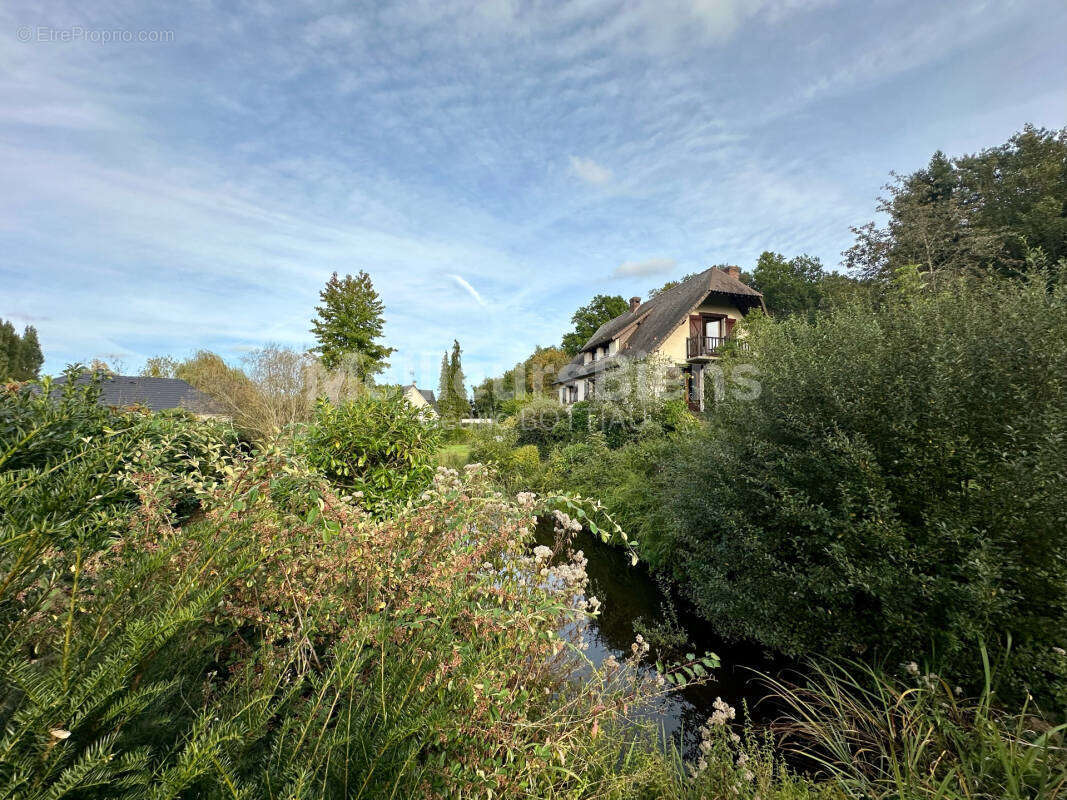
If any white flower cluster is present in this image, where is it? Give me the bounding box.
[552,509,583,535]
[432,466,464,492]
[546,550,588,590]
[630,633,650,657]
[532,545,553,563]
[919,672,941,691]
[708,696,736,726]
[690,698,742,777]
[515,491,537,508]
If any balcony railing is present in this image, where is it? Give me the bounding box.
[686,336,750,359]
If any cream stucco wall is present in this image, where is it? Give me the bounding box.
[403,386,437,416]
[557,297,752,403]
[655,299,747,362]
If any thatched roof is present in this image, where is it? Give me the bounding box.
[556,267,763,383]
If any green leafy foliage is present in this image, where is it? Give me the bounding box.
[545,433,678,563]
[299,389,442,513]
[661,272,1067,703]
[846,125,1067,281]
[561,294,630,356]
[310,270,394,375]
[2,382,791,799]
[0,320,44,381]
[514,396,570,455]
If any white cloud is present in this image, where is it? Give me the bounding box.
[613,257,677,277]
[568,156,614,186]
[447,274,488,306]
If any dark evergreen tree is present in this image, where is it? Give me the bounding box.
[437,352,451,415]
[310,271,394,376]
[438,340,468,420]
[17,326,43,380]
[1,320,20,380]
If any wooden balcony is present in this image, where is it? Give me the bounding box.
[686,336,750,360]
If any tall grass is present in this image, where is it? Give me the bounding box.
[764,646,1067,799]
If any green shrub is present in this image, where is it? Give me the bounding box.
[300,389,441,513]
[514,395,569,454]
[507,443,543,488]
[439,423,470,445]
[0,369,240,567]
[662,272,1067,703]
[545,433,676,563]
[569,399,591,436]
[587,353,692,449]
[468,420,518,465]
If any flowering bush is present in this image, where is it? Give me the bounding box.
[3,378,774,798]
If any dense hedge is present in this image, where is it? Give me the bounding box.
[661,273,1067,703]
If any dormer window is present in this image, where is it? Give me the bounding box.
[583,351,592,365]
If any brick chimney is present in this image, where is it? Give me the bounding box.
[724,265,741,279]
[629,296,641,312]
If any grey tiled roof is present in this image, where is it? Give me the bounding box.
[416,388,437,407]
[51,374,226,415]
[556,267,763,384]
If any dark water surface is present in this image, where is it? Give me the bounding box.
[535,526,796,758]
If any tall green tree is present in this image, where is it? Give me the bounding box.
[17,326,43,380]
[438,340,468,420]
[0,320,37,380]
[749,252,826,317]
[310,271,394,376]
[471,376,500,417]
[561,294,629,355]
[0,320,15,379]
[438,352,451,414]
[846,125,1067,281]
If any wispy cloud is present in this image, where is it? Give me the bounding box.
[447,274,488,306]
[613,257,677,277]
[568,156,614,186]
[1,0,1061,386]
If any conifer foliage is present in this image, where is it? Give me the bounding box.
[309,271,394,376]
[0,319,43,381]
[437,339,469,420]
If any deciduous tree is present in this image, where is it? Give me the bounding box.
[561,294,629,355]
[845,125,1067,281]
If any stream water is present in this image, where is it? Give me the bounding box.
[534,525,796,759]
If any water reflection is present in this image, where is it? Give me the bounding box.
[535,525,793,758]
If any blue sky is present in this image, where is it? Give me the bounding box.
[2,0,1065,386]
